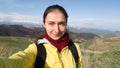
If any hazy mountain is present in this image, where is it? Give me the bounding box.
[0,24,100,42]
[1,22,119,37]
[0,24,44,38]
[68,27,118,37]
[0,22,42,27]
[1,24,119,43]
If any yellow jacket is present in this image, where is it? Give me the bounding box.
[0,39,82,68]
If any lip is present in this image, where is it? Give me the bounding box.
[52,34,59,37]
[52,33,61,37]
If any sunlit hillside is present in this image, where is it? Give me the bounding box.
[0,36,120,68]
[80,37,120,68]
[0,36,32,57]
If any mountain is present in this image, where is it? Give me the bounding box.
[1,22,119,37]
[68,31,100,43]
[0,24,101,43]
[0,24,44,38]
[0,22,42,27]
[68,27,118,37]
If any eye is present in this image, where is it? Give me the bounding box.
[59,22,67,26]
[48,22,55,25]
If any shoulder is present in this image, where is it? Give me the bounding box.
[28,38,49,48]
[23,43,37,56]
[28,43,36,48]
[74,42,81,48]
[73,42,82,53]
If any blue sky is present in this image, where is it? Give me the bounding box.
[0,0,120,31]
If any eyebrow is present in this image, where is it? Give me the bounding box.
[47,20,66,23]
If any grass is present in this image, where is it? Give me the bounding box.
[0,36,32,49]
[90,51,120,68]
[0,36,120,68]
[80,37,120,68]
[103,37,120,51]
[81,39,93,48]
[0,36,32,57]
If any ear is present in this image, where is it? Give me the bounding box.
[42,22,45,28]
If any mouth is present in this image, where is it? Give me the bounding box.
[52,33,62,37]
[52,34,60,37]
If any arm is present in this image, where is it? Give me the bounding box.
[0,43,37,68]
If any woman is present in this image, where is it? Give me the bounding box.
[0,4,82,68]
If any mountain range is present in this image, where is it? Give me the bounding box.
[0,24,120,43]
[68,26,120,37]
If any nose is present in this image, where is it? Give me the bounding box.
[54,25,60,33]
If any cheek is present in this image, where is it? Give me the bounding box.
[60,26,66,32]
[45,27,51,32]
[45,26,53,33]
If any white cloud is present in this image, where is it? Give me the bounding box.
[68,18,120,31]
[0,12,120,31]
[0,13,42,24]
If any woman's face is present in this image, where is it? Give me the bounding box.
[43,10,67,40]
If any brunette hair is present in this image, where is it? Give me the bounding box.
[43,4,68,23]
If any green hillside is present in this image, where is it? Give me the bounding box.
[0,36,120,68]
[90,50,120,68]
[80,37,120,68]
[0,36,32,57]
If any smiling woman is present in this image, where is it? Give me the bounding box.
[43,9,67,40]
[0,4,82,68]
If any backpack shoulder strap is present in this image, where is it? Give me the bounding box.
[34,43,46,68]
[68,39,79,68]
[34,40,79,68]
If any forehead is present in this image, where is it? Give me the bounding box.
[45,10,66,21]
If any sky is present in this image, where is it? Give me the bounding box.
[0,0,120,31]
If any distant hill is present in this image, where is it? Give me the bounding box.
[68,27,119,37]
[0,24,100,42]
[0,22,42,27]
[68,31,100,43]
[0,24,44,38]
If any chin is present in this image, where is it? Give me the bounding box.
[52,37,60,40]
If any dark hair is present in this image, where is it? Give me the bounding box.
[43,4,68,23]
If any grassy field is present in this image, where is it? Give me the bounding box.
[80,37,120,68]
[90,51,120,68]
[0,36,32,57]
[0,36,120,68]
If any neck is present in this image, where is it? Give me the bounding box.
[44,32,70,52]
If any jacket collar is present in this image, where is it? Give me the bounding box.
[37,38,50,44]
